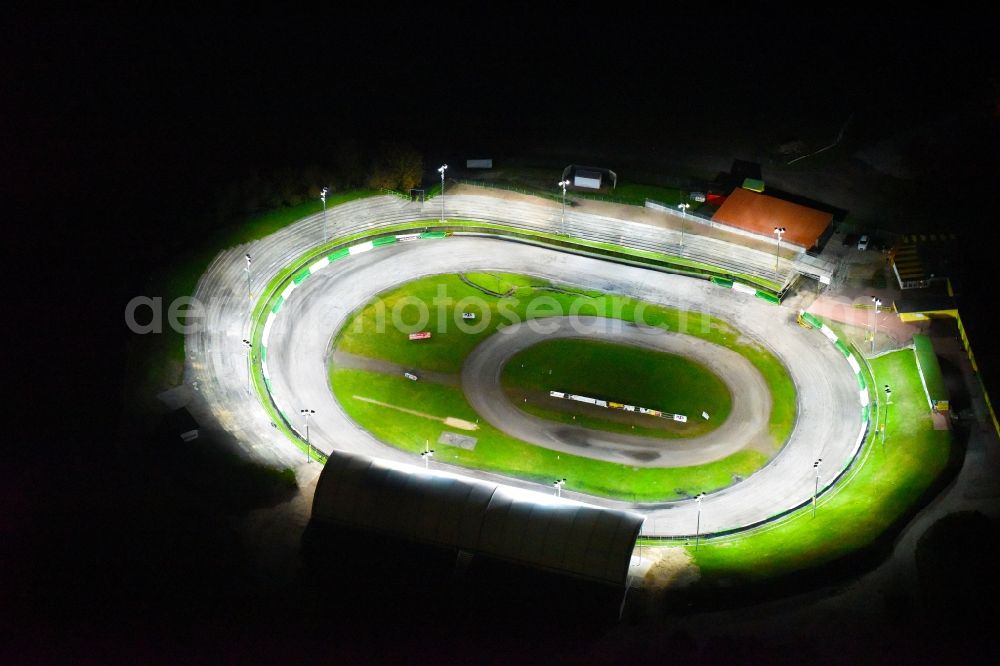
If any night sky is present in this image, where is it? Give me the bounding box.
[5,10,1000,663]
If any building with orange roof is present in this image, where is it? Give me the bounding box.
[711,187,834,250]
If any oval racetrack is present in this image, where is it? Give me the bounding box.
[461,316,770,467]
[188,195,862,537]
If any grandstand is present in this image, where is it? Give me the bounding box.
[710,187,834,251]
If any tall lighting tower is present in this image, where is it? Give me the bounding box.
[437,164,448,222]
[558,179,570,235]
[244,254,252,298]
[300,408,316,463]
[677,202,690,248]
[871,297,882,354]
[694,493,705,550]
[773,226,786,275]
[320,186,329,243]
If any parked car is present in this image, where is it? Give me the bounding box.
[857,235,870,251]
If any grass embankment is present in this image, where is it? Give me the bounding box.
[581,182,704,210]
[460,169,703,210]
[131,189,378,398]
[500,339,732,438]
[329,272,793,500]
[686,349,951,584]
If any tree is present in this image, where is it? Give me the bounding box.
[366,143,423,191]
[393,144,423,191]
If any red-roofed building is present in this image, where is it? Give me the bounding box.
[711,188,834,250]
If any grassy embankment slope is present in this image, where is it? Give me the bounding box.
[689,349,951,583]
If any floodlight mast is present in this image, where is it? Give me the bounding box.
[871,297,882,354]
[241,338,253,395]
[694,493,705,550]
[677,202,690,249]
[812,458,823,517]
[320,186,329,244]
[773,227,786,275]
[244,254,252,297]
[883,385,892,449]
[558,180,570,235]
[437,165,448,222]
[553,478,567,497]
[300,408,316,463]
[421,449,435,469]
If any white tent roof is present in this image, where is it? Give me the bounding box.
[312,451,643,586]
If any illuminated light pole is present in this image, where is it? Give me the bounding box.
[437,164,448,222]
[812,458,823,517]
[677,203,690,249]
[871,297,882,354]
[883,385,891,450]
[773,226,786,275]
[300,408,315,463]
[694,493,705,550]
[241,338,252,395]
[244,254,252,297]
[421,448,435,469]
[558,179,570,235]
[320,186,329,244]
[553,478,567,497]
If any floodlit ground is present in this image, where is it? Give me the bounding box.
[329,272,790,499]
[681,348,950,583]
[237,234,861,533]
[501,338,732,438]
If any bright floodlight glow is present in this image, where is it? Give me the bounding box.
[438,164,448,174]
[344,452,597,508]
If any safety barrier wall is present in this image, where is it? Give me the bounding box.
[251,220,785,465]
[801,312,872,461]
[256,231,453,441]
[710,274,780,304]
[640,310,874,543]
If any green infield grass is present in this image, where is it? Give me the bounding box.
[685,348,951,584]
[336,272,794,450]
[500,339,732,438]
[326,272,795,498]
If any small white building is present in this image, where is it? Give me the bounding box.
[466,159,493,169]
[573,169,603,189]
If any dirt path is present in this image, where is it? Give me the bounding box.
[331,350,460,387]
